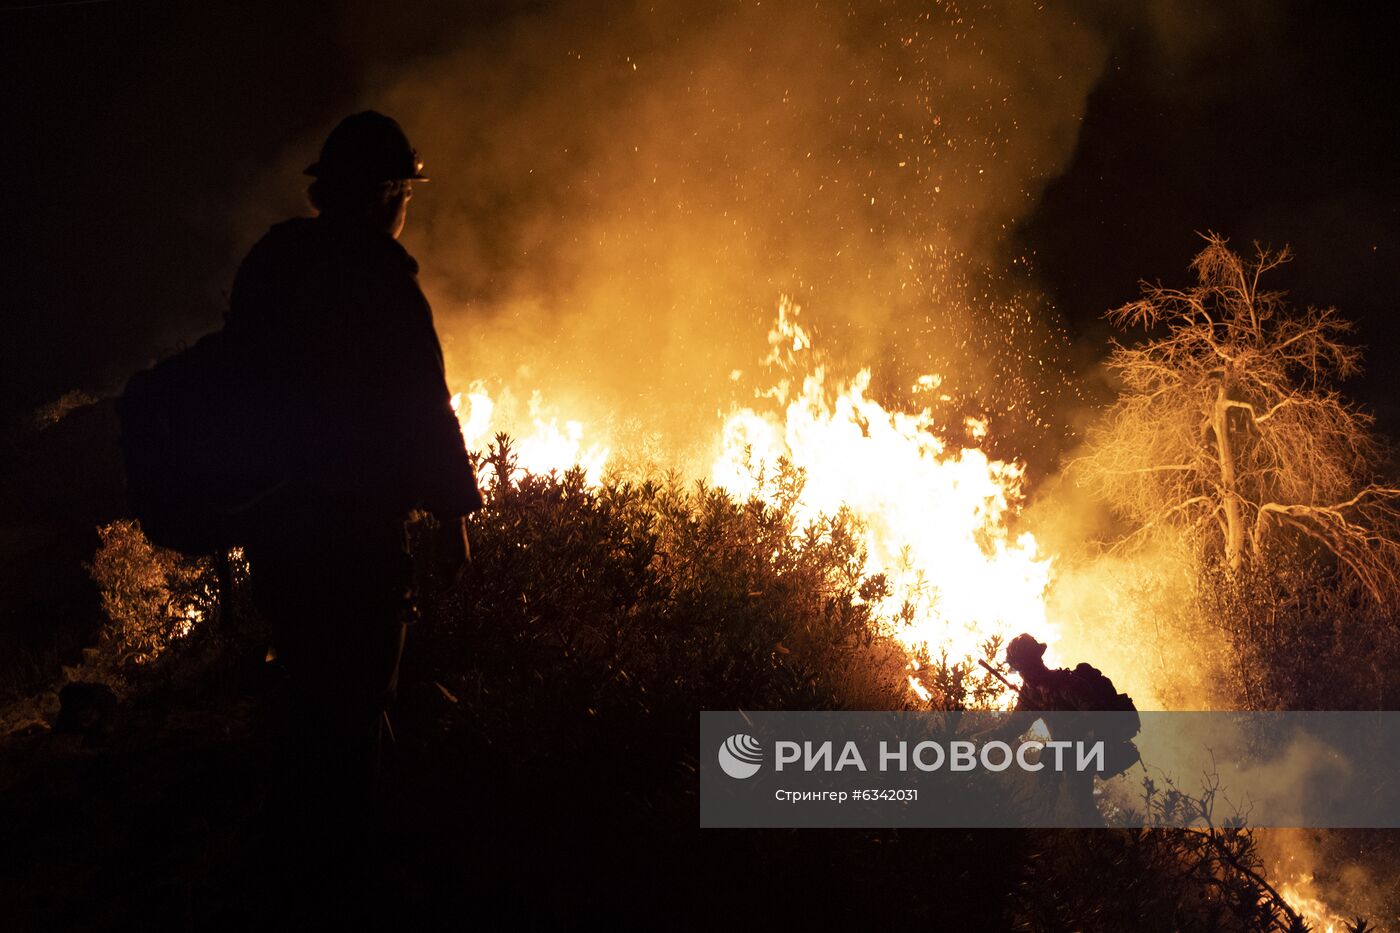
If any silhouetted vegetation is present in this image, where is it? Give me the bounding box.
[1200,553,1400,712]
[1,434,1369,929]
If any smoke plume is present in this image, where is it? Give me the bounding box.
[243,0,1120,462]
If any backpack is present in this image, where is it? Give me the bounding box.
[116,330,281,556]
[1070,663,1141,776]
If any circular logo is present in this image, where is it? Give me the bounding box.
[718,733,763,779]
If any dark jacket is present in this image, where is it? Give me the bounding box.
[225,216,482,528]
[1013,667,1098,714]
[976,666,1109,743]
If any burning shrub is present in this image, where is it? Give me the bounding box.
[453,299,1059,710]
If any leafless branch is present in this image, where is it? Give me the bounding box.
[1078,235,1400,605]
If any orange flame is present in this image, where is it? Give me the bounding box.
[452,297,1055,701]
[712,298,1054,700]
[452,385,610,484]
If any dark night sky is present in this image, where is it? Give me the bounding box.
[1020,1,1400,429]
[4,0,1399,432]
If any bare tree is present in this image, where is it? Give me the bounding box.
[1078,233,1400,603]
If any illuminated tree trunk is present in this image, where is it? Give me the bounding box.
[1213,388,1246,572]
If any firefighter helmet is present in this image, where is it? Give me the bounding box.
[1005,633,1048,672]
[304,111,429,183]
